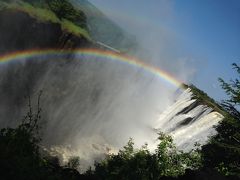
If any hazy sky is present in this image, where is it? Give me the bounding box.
[88,0,240,101]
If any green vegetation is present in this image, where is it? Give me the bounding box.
[0,64,240,179]
[202,63,240,177]
[0,94,202,179]
[0,0,239,177]
[181,64,240,178]
[70,0,138,53]
[61,19,91,40]
[0,93,86,179]
[6,1,60,23]
[92,134,202,180]
[89,63,240,179]
[47,0,87,29]
[182,83,226,115]
[0,0,91,40]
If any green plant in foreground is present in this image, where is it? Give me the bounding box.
[93,132,202,180]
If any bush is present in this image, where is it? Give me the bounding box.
[47,0,87,29]
[93,133,202,180]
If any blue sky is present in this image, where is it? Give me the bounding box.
[88,0,240,101]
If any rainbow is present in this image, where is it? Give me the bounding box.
[0,48,183,87]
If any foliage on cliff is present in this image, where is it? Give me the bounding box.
[181,83,226,115]
[0,0,91,40]
[70,0,138,53]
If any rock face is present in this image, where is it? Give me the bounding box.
[0,9,91,54]
[0,8,93,127]
[70,0,137,52]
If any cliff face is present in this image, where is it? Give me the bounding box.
[0,7,93,125]
[70,0,138,53]
[0,9,91,54]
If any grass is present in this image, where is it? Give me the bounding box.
[61,19,91,40]
[0,1,91,40]
[6,1,60,23]
[0,1,7,11]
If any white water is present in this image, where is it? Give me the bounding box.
[154,88,223,150]
[0,55,223,170]
[49,88,223,170]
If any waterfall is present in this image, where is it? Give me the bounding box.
[0,54,223,170]
[154,88,223,150]
[47,87,223,170]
